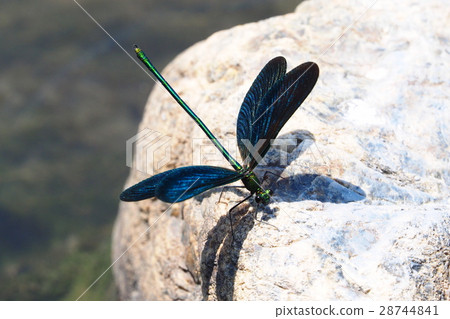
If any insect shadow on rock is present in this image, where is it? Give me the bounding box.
[120,45,319,233]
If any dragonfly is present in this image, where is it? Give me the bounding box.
[121,45,319,214]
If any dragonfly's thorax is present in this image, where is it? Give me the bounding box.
[241,171,260,192]
[242,171,272,205]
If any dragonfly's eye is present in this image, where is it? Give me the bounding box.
[255,195,262,203]
[268,189,274,196]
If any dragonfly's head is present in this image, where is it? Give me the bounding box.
[255,189,273,205]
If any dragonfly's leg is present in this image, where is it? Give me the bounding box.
[252,204,279,231]
[227,193,253,241]
[216,186,246,204]
[252,209,280,231]
[252,206,259,221]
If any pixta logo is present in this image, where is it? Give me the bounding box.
[126,129,171,175]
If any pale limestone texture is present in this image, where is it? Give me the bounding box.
[113,0,449,300]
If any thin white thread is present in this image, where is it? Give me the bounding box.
[75,177,200,300]
[72,0,160,85]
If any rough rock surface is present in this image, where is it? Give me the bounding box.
[112,0,449,300]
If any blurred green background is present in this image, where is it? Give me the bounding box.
[0,0,301,300]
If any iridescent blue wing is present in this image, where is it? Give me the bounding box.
[237,58,319,170]
[120,170,173,202]
[120,166,243,203]
[156,166,243,203]
[236,57,286,168]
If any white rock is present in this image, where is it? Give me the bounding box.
[113,0,449,300]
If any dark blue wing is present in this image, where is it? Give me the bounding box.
[120,166,244,203]
[237,58,319,170]
[155,166,243,203]
[237,57,286,167]
[120,170,173,201]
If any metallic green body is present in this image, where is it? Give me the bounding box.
[135,46,242,172]
[134,45,271,202]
